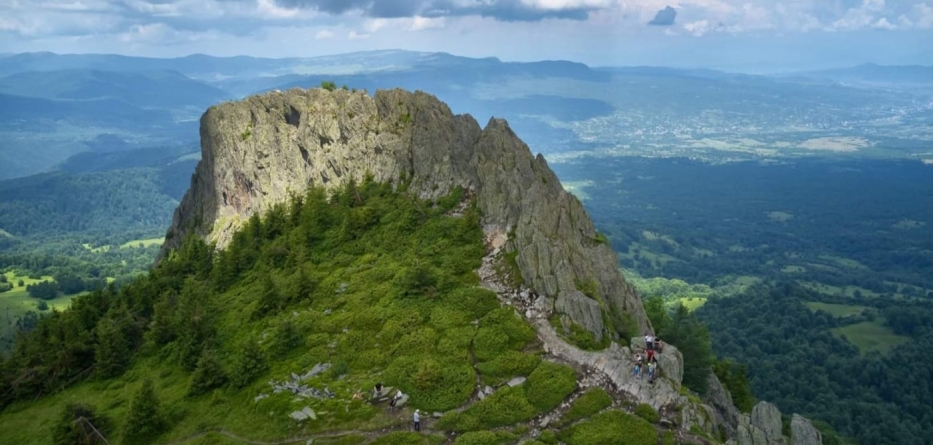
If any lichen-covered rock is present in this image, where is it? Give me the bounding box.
[705,373,741,438]
[752,401,784,442]
[791,414,822,445]
[159,87,649,337]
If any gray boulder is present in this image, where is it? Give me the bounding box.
[791,414,822,445]
[752,401,784,441]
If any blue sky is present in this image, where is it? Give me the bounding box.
[1,0,931,71]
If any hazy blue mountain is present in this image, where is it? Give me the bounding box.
[0,69,229,108]
[787,63,933,89]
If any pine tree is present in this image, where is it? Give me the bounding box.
[230,339,266,389]
[94,315,130,378]
[188,348,227,395]
[121,379,164,443]
[253,273,282,318]
[53,403,111,445]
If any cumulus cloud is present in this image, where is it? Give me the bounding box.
[683,19,710,36]
[648,5,676,26]
[269,0,601,22]
[1,0,932,56]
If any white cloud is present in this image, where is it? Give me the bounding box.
[916,3,933,28]
[314,29,334,39]
[518,0,615,9]
[347,30,369,39]
[683,19,710,36]
[873,17,898,28]
[256,0,301,19]
[409,16,445,30]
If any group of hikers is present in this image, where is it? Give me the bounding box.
[633,333,665,383]
[357,383,420,429]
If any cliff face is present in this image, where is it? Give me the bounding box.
[160,87,649,338]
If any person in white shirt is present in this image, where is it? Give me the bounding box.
[414,409,421,431]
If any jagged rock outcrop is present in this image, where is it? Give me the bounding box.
[752,402,784,441]
[159,87,648,337]
[705,372,741,438]
[791,414,822,445]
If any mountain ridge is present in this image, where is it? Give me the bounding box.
[157,86,824,445]
[159,87,649,343]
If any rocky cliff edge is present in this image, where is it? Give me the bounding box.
[159,87,648,339]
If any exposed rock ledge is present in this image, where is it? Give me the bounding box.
[159,87,648,338]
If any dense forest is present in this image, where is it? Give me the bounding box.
[551,156,933,445]
[696,284,933,445]
[553,157,933,296]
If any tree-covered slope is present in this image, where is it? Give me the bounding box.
[696,284,933,445]
[0,179,598,445]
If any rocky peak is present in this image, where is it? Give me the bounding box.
[159,87,649,338]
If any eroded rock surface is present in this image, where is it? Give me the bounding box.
[791,414,823,445]
[159,88,648,337]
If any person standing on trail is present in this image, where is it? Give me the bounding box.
[414,409,421,431]
[647,348,655,363]
[645,333,654,351]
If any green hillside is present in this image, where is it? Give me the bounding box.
[0,178,655,445]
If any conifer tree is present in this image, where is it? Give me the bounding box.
[253,273,282,318]
[230,339,266,389]
[188,348,227,395]
[53,403,111,445]
[122,379,164,443]
[94,315,130,378]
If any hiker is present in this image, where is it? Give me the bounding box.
[645,333,654,351]
[390,389,402,408]
[656,338,665,353]
[414,409,421,431]
[647,362,655,381]
[633,362,641,377]
[646,348,655,363]
[374,382,384,398]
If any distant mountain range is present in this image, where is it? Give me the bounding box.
[0,50,930,181]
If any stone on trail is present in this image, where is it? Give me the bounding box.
[302,406,317,420]
[507,377,527,387]
[290,410,309,421]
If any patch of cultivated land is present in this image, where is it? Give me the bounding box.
[831,320,909,354]
[0,271,80,348]
[799,281,882,299]
[120,237,164,249]
[805,302,867,318]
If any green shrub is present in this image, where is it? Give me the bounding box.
[188,349,227,395]
[436,411,480,432]
[53,403,111,445]
[567,322,609,351]
[538,429,558,444]
[229,339,266,389]
[525,362,577,413]
[661,431,677,445]
[454,431,498,445]
[477,308,535,353]
[320,81,337,91]
[440,288,500,319]
[438,385,537,432]
[634,403,659,423]
[476,351,541,382]
[121,379,166,443]
[559,388,613,426]
[384,356,475,412]
[558,410,657,445]
[370,431,439,445]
